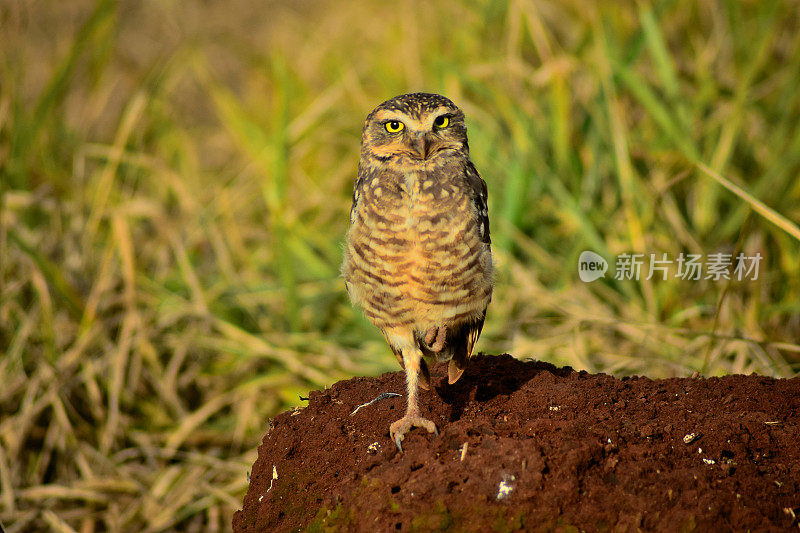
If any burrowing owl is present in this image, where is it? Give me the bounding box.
[342,93,493,451]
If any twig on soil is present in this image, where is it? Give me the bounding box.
[258,466,279,503]
[266,465,278,493]
[350,392,402,416]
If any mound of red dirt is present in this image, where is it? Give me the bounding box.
[233,354,799,532]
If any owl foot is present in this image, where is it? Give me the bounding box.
[423,325,447,353]
[389,414,438,452]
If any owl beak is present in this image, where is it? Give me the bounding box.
[411,133,434,160]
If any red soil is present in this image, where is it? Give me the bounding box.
[233,354,800,532]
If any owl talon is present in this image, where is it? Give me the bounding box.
[394,434,404,453]
[389,414,438,452]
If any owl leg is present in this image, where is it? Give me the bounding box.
[386,330,437,452]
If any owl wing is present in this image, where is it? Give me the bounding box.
[447,161,491,384]
[466,161,490,245]
[349,164,366,224]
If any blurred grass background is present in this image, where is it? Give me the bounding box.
[1,0,799,530]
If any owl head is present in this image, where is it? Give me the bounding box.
[361,93,468,161]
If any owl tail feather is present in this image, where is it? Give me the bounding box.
[447,312,487,384]
[448,358,466,384]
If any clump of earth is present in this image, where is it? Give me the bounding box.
[233,354,800,531]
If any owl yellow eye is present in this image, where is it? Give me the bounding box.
[385,120,404,133]
[434,115,450,128]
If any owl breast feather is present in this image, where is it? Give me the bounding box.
[343,163,492,330]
